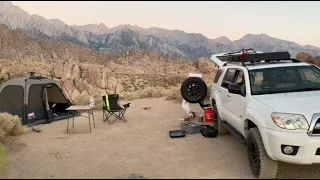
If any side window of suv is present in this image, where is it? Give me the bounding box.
[213,69,224,84]
[234,69,246,95]
[221,68,236,89]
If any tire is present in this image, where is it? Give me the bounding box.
[246,128,278,179]
[180,77,207,103]
[212,103,228,135]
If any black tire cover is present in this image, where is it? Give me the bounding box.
[180,77,207,103]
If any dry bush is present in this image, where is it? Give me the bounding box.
[166,85,182,100]
[0,113,27,139]
[138,87,167,99]
[166,74,186,86]
[121,86,169,101]
[120,92,136,101]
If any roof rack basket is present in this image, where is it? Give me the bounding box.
[215,49,300,66]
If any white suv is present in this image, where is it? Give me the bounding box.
[180,49,320,178]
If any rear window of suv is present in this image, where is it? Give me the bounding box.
[213,69,224,84]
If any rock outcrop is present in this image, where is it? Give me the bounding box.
[53,60,123,98]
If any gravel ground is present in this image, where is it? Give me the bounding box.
[2,98,320,179]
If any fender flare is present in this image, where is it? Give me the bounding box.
[243,108,276,160]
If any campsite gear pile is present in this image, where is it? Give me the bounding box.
[169,99,218,138]
[170,72,218,138]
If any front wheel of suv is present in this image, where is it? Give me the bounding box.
[246,127,278,179]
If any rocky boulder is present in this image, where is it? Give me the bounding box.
[53,60,123,99]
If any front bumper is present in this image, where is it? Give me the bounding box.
[263,128,320,165]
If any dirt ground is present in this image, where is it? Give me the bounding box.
[3,98,320,179]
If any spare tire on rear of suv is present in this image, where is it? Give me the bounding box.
[180,77,207,103]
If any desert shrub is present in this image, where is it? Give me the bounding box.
[121,86,168,101]
[138,87,167,99]
[0,113,27,139]
[121,92,137,101]
[166,74,186,86]
[165,85,182,100]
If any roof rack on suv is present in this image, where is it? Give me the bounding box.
[213,48,300,67]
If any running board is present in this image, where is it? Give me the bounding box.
[221,121,247,145]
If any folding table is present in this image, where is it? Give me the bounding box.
[66,105,95,133]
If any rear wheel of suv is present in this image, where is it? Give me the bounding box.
[246,127,278,179]
[212,104,228,135]
[180,77,207,103]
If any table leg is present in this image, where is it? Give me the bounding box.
[88,111,92,133]
[92,110,96,128]
[72,112,75,128]
[67,111,70,133]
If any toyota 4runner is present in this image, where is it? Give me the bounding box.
[180,49,320,178]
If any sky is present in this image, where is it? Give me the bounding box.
[11,1,320,47]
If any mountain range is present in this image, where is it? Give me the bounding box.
[1,1,320,60]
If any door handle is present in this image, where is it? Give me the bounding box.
[227,95,231,98]
[218,90,221,92]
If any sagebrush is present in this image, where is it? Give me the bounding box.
[0,112,27,139]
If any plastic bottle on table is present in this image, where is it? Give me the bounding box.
[89,96,95,108]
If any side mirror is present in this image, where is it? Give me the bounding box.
[228,83,244,96]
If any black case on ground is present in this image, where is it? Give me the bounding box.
[169,130,186,138]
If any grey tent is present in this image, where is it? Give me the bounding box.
[0,73,73,125]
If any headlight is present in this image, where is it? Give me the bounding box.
[271,113,309,130]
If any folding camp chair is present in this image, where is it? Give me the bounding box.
[102,94,131,124]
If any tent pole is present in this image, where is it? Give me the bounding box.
[23,78,27,125]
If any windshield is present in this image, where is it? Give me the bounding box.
[249,65,320,95]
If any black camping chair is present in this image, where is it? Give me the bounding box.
[102,94,131,124]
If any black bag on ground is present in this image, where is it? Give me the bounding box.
[200,125,217,138]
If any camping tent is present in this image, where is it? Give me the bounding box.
[0,73,73,125]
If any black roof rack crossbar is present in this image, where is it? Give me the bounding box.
[216,51,295,63]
